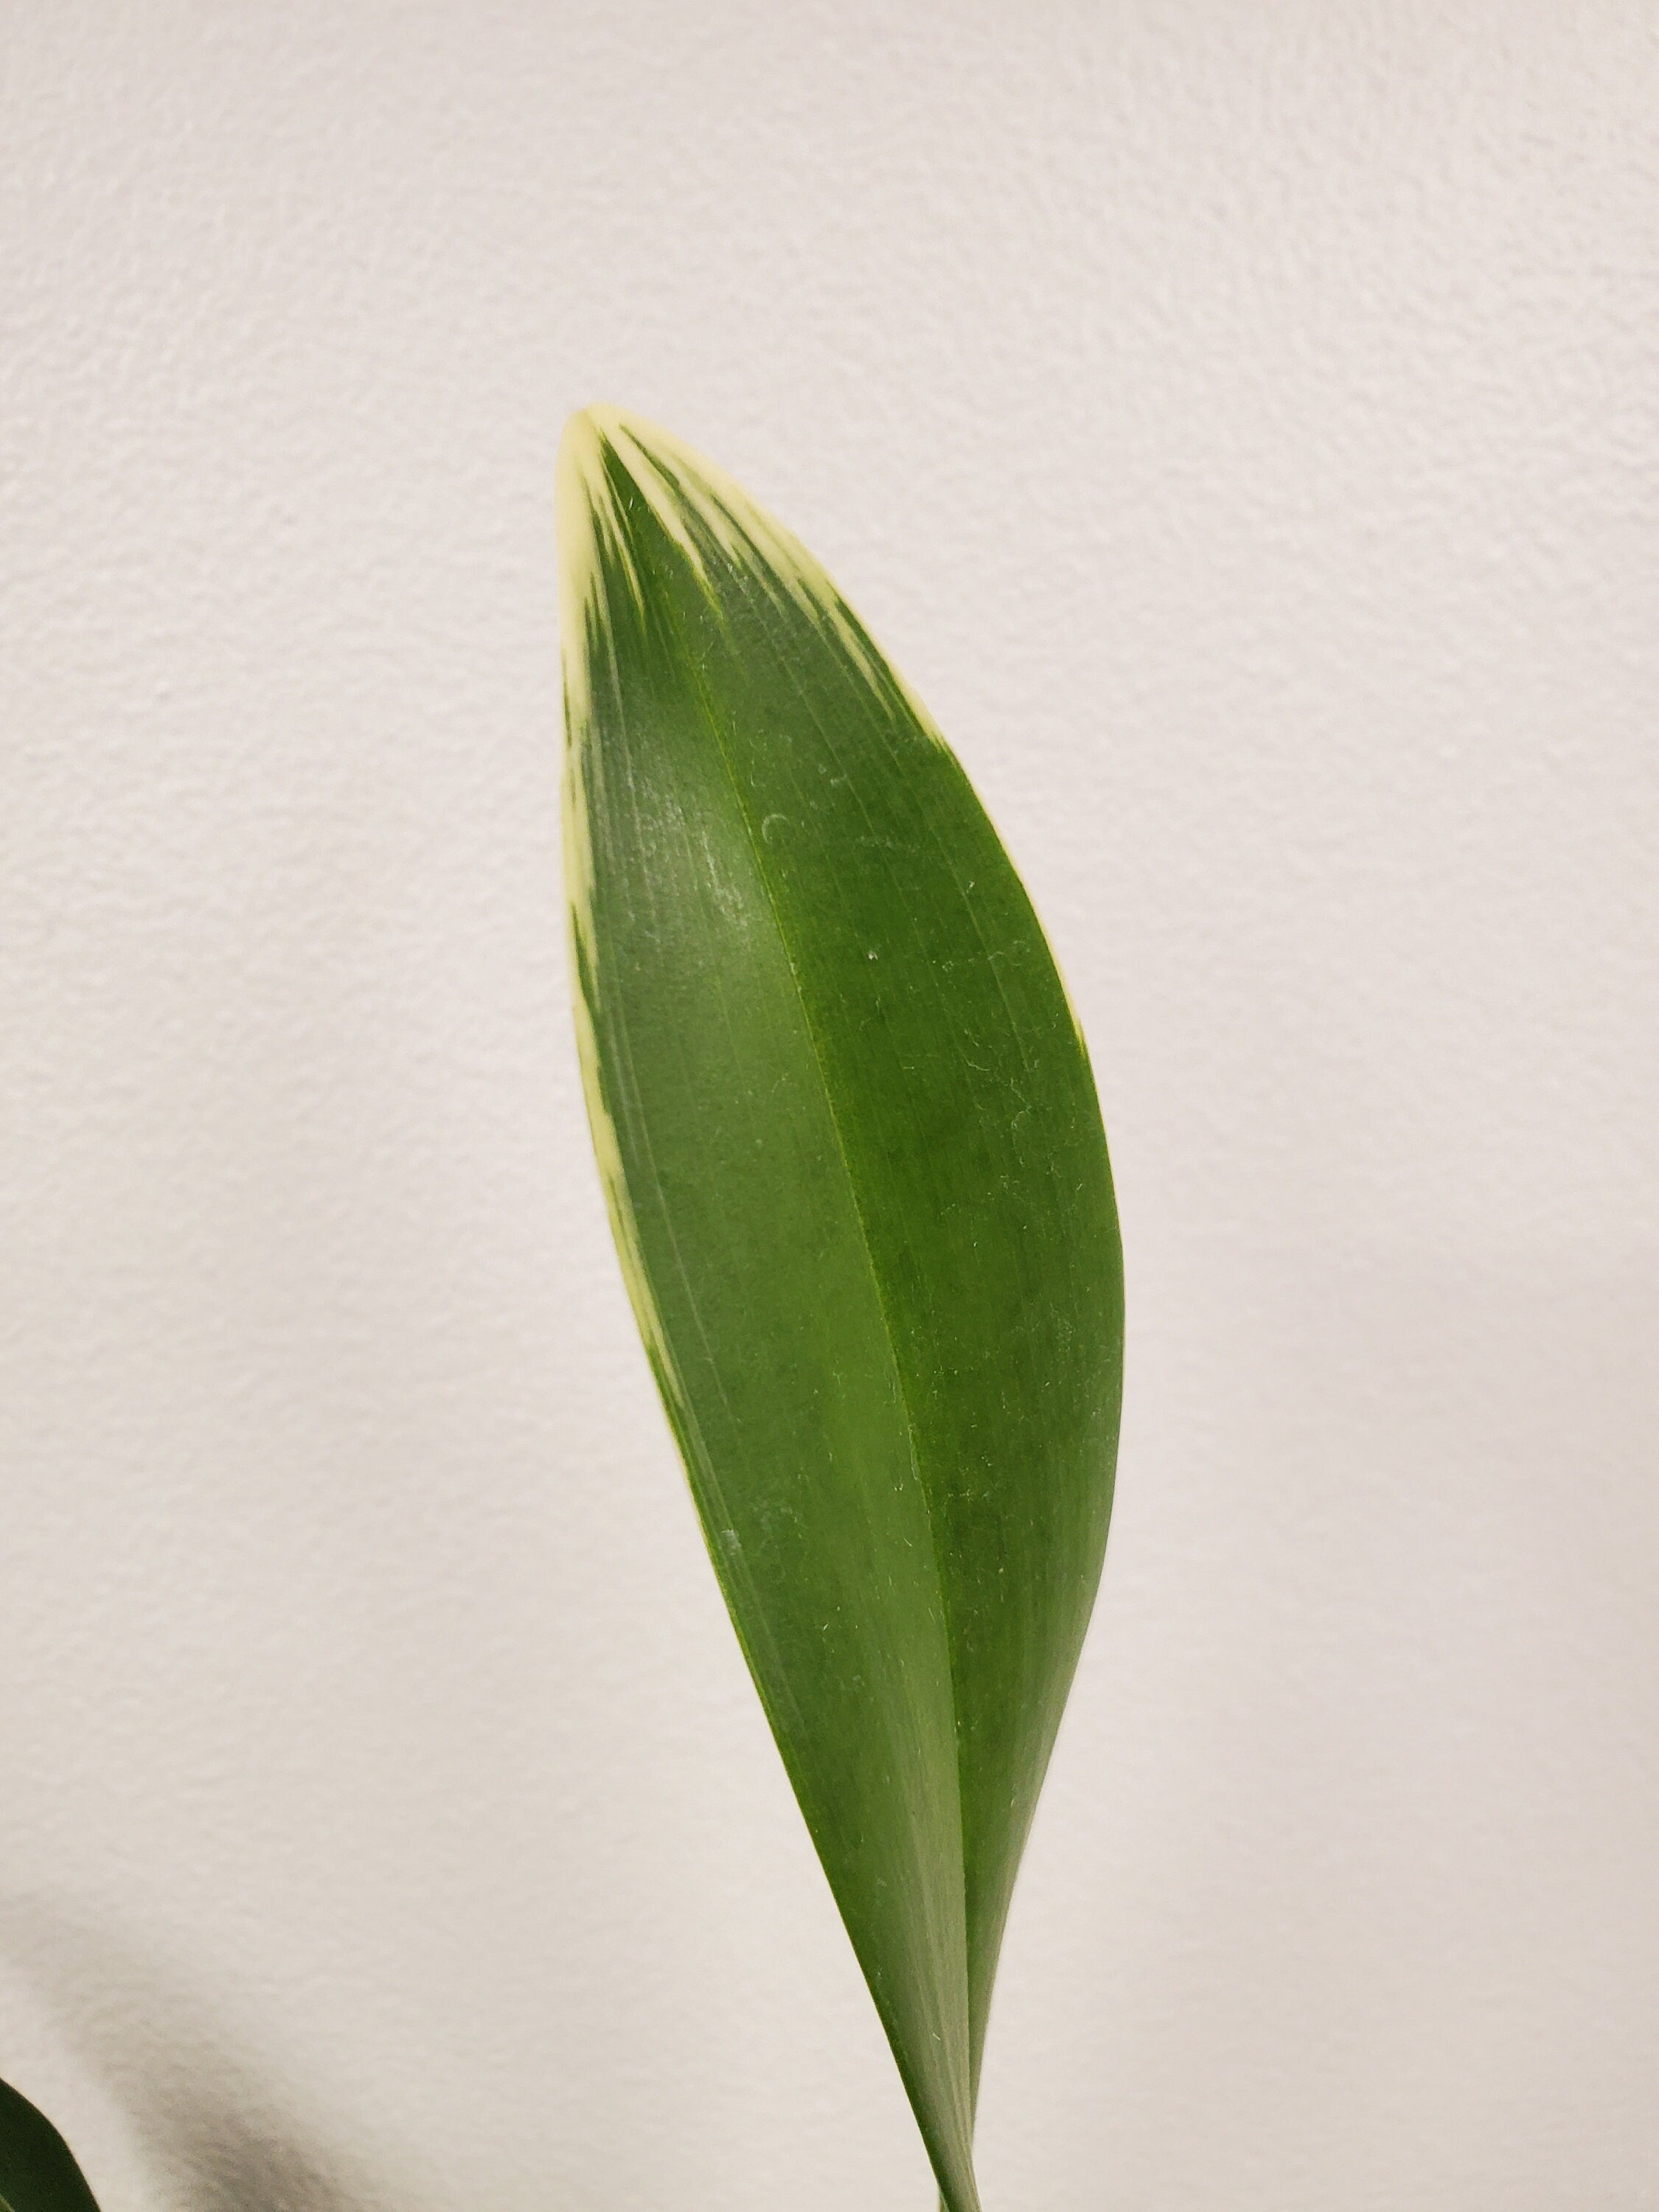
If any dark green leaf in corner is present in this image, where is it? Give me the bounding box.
[558,407,1124,2211]
[0,2078,102,2212]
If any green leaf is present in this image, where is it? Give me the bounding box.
[0,2078,102,2212]
[558,407,1123,2211]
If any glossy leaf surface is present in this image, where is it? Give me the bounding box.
[0,2079,102,2212]
[558,408,1123,2211]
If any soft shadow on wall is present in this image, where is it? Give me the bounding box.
[0,1899,402,2212]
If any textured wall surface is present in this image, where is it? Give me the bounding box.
[3,6,1655,2208]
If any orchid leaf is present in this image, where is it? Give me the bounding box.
[558,407,1123,2211]
[0,2079,102,2212]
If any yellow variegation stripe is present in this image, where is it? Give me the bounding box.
[559,405,945,738]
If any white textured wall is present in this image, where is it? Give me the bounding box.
[3,6,1655,2208]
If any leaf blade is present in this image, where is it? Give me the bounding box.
[560,408,1122,2203]
[0,2079,102,2212]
